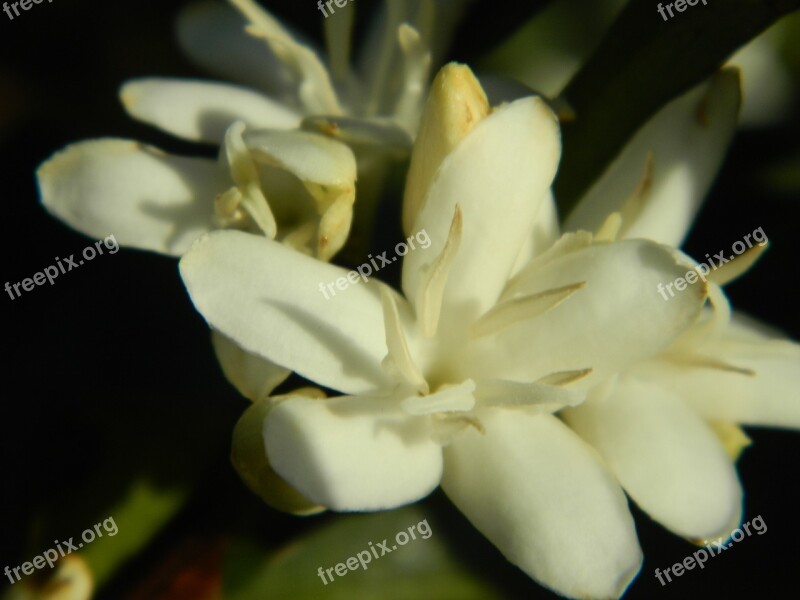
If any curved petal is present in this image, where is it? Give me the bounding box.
[37,139,224,256]
[212,331,290,401]
[563,378,743,542]
[466,239,707,387]
[633,316,800,428]
[121,78,301,144]
[442,411,642,599]
[232,396,324,515]
[176,0,297,98]
[243,129,357,259]
[179,231,400,394]
[567,69,741,247]
[402,96,561,325]
[265,395,443,511]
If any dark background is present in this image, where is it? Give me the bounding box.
[1,0,798,598]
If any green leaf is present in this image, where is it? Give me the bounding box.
[222,505,503,600]
[554,0,800,215]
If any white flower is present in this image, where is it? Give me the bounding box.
[179,64,709,598]
[35,0,453,261]
[563,67,800,545]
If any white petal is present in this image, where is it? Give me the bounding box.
[442,411,642,599]
[564,378,743,541]
[265,396,443,511]
[243,129,357,260]
[120,78,301,144]
[231,0,342,115]
[469,239,706,386]
[567,69,741,247]
[179,231,400,394]
[211,331,290,401]
[243,129,356,188]
[633,315,800,428]
[37,139,223,256]
[510,191,560,277]
[729,26,795,127]
[403,96,561,325]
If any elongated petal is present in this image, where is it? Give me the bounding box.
[564,378,743,542]
[468,239,706,386]
[402,96,561,325]
[265,396,443,511]
[442,411,642,599]
[402,63,489,235]
[176,0,297,97]
[120,78,301,144]
[38,139,224,256]
[212,331,290,401]
[180,231,401,394]
[567,69,741,247]
[633,315,800,428]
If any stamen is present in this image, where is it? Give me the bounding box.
[380,287,428,393]
[595,212,622,242]
[401,380,476,416]
[474,379,585,411]
[618,151,655,238]
[471,282,586,338]
[503,231,593,300]
[665,353,756,377]
[364,0,406,116]
[394,24,432,133]
[324,0,354,85]
[229,0,342,115]
[224,122,277,238]
[417,205,463,337]
[536,368,593,386]
[708,242,769,286]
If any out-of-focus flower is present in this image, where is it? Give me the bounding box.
[180,63,709,599]
[562,66,800,546]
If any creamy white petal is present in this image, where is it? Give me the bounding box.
[211,331,290,401]
[442,411,642,599]
[467,239,707,386]
[180,231,403,394]
[120,78,301,144]
[633,315,800,428]
[231,0,342,115]
[510,191,561,277]
[567,69,741,247]
[37,139,224,256]
[244,129,356,259]
[265,395,443,511]
[564,378,743,541]
[403,96,561,325]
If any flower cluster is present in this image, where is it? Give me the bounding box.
[36,1,799,598]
